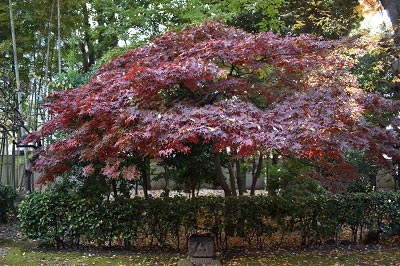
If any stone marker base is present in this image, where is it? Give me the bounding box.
[190,257,213,265]
[177,258,222,266]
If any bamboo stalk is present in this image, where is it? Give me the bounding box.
[57,0,61,77]
[0,133,5,184]
[9,0,30,191]
[11,132,16,189]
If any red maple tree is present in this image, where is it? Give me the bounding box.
[27,21,399,195]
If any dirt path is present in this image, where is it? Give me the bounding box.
[0,223,24,243]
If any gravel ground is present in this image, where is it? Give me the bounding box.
[0,248,9,258]
[0,223,24,242]
[135,189,269,197]
[0,223,25,259]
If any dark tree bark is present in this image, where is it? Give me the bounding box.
[380,0,400,45]
[139,157,151,198]
[236,159,246,195]
[111,179,117,198]
[213,152,232,197]
[79,3,95,73]
[227,162,237,196]
[250,153,264,196]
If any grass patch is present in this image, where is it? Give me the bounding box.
[226,249,400,265]
[2,245,184,265]
[1,240,400,265]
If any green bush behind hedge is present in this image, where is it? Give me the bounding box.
[0,183,17,222]
[18,191,400,249]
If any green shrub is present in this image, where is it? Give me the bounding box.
[346,177,374,193]
[18,192,69,246]
[0,183,17,222]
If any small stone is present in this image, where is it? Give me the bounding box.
[209,259,222,266]
[340,239,352,246]
[325,239,336,246]
[177,259,193,266]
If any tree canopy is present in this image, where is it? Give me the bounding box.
[26,21,399,193]
[280,0,363,39]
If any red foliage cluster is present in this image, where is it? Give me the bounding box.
[27,21,399,182]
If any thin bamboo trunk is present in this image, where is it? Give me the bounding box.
[9,0,19,190]
[9,0,19,92]
[11,133,16,189]
[10,0,30,192]
[45,0,54,84]
[5,137,10,186]
[57,0,61,76]
[41,0,55,131]
[0,134,5,184]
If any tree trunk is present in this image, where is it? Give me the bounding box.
[250,153,263,196]
[140,157,151,198]
[380,0,400,45]
[141,171,149,198]
[145,157,151,190]
[111,179,117,198]
[227,162,237,196]
[162,166,170,197]
[236,159,246,195]
[80,3,96,73]
[213,152,232,197]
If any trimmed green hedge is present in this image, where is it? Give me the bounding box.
[18,191,400,249]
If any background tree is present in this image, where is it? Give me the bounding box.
[279,0,363,39]
[357,0,400,189]
[378,0,400,44]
